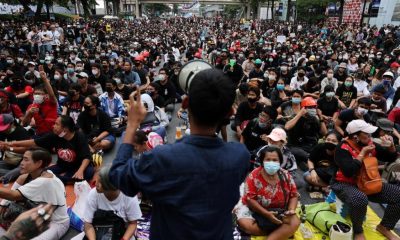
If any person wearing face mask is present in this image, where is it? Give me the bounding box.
[236,146,300,237]
[320,68,338,93]
[289,67,308,90]
[317,85,340,126]
[372,118,400,149]
[278,62,291,85]
[353,72,370,97]
[61,83,85,123]
[69,51,81,64]
[155,68,176,112]
[260,70,278,100]
[0,90,24,123]
[10,115,95,184]
[369,86,387,113]
[304,131,342,192]
[146,82,166,109]
[256,127,305,189]
[5,75,33,113]
[122,61,141,87]
[89,63,107,92]
[98,79,125,119]
[248,59,264,79]
[133,56,149,87]
[335,97,372,137]
[24,62,41,81]
[22,68,57,137]
[371,71,395,101]
[334,62,348,83]
[276,89,303,121]
[285,97,328,170]
[232,86,263,137]
[240,106,277,154]
[101,60,114,81]
[64,62,78,84]
[332,120,400,240]
[336,76,358,108]
[77,95,116,153]
[52,69,70,99]
[77,72,98,97]
[242,53,256,77]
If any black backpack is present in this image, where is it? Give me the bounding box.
[83,209,127,240]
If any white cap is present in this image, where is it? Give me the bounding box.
[346,119,377,135]
[140,93,154,112]
[383,71,394,78]
[267,127,287,143]
[77,72,88,78]
[27,61,36,66]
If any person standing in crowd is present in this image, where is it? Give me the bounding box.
[109,69,250,239]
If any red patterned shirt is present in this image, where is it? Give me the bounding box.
[242,167,297,209]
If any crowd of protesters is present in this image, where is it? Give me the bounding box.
[0,16,398,240]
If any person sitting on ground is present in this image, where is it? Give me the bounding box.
[22,67,58,137]
[304,131,342,192]
[317,85,340,127]
[5,75,33,112]
[0,148,69,239]
[7,116,94,184]
[335,76,358,108]
[98,79,125,120]
[276,89,303,123]
[77,95,116,152]
[370,84,388,113]
[335,97,372,137]
[332,119,400,240]
[0,114,30,180]
[146,82,166,110]
[241,106,277,154]
[61,83,85,123]
[0,90,23,123]
[233,86,264,138]
[256,127,305,189]
[139,94,169,139]
[285,97,328,170]
[236,146,300,238]
[83,166,142,240]
[132,130,164,156]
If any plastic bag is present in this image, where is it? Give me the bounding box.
[68,181,91,231]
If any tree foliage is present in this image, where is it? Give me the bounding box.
[145,3,171,16]
[224,5,241,19]
[296,0,331,23]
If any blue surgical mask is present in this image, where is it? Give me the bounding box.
[276,84,285,91]
[326,91,335,98]
[263,161,281,175]
[292,97,301,104]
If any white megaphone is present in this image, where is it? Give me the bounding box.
[178,60,213,93]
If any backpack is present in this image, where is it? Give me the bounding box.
[83,209,126,240]
[305,202,350,234]
[345,139,382,195]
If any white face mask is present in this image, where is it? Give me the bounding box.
[33,94,44,104]
[92,69,99,75]
[327,73,333,79]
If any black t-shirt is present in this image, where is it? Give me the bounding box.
[77,110,113,139]
[158,81,176,106]
[248,69,264,79]
[309,143,336,183]
[0,125,30,142]
[336,85,357,107]
[116,85,134,100]
[63,95,85,123]
[89,74,108,91]
[338,109,371,132]
[287,116,320,151]
[34,132,91,171]
[242,119,272,152]
[317,97,339,117]
[234,101,263,127]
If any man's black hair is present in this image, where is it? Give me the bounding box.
[188,69,235,128]
[106,79,117,87]
[248,86,261,97]
[262,106,278,120]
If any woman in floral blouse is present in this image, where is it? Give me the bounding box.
[236,146,300,238]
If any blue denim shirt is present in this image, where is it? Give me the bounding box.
[109,135,250,240]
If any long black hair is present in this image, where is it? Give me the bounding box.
[257,146,283,165]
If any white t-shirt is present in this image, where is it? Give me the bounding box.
[83,188,142,224]
[16,171,69,224]
[39,30,53,45]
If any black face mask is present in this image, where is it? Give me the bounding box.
[298,72,305,78]
[11,81,23,90]
[248,97,258,104]
[324,142,337,151]
[83,105,92,112]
